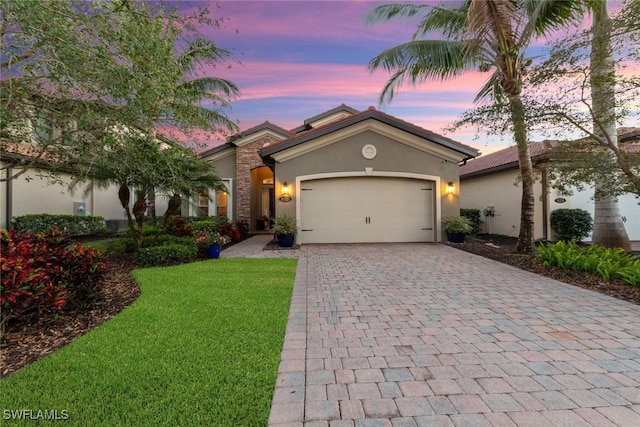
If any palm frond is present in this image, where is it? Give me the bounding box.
[524,0,585,38]
[177,37,231,74]
[369,39,475,104]
[365,3,429,25]
[474,73,504,103]
[414,2,471,39]
[178,77,240,102]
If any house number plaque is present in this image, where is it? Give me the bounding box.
[362,144,377,159]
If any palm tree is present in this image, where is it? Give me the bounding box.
[368,0,582,253]
[588,0,631,250]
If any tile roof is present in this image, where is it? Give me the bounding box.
[261,106,479,159]
[460,127,640,178]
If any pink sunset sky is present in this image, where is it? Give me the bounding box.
[167,0,638,155]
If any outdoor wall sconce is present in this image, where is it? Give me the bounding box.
[446,181,455,195]
[279,181,292,202]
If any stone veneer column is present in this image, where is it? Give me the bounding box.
[235,136,276,223]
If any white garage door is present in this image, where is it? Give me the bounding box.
[299,177,435,244]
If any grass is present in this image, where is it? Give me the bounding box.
[81,238,119,252]
[0,258,297,426]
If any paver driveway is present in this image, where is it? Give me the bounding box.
[268,243,640,427]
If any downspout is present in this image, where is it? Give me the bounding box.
[541,168,549,241]
[5,166,13,229]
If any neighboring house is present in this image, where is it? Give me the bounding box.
[1,120,173,230]
[459,128,640,241]
[200,104,479,244]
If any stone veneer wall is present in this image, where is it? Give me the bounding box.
[235,136,276,222]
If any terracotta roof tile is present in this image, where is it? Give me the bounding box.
[460,127,640,178]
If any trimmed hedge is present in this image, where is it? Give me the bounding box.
[550,208,593,242]
[460,209,482,234]
[12,214,107,237]
[135,243,198,267]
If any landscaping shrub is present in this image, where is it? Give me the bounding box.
[0,228,108,327]
[12,214,107,237]
[216,221,235,240]
[164,215,193,237]
[135,243,198,267]
[190,219,220,235]
[550,208,593,242]
[537,241,640,285]
[124,224,163,238]
[188,215,229,225]
[460,209,482,234]
[234,219,250,240]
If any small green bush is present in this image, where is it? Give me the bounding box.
[164,215,193,237]
[191,220,220,235]
[188,215,229,224]
[124,224,163,238]
[135,244,198,267]
[105,238,129,256]
[550,208,593,242]
[460,209,482,234]
[537,241,640,286]
[12,214,107,237]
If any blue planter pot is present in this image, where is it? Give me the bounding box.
[446,232,466,243]
[207,243,221,259]
[277,234,295,247]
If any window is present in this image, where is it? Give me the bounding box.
[216,190,228,216]
[194,179,233,219]
[198,192,209,217]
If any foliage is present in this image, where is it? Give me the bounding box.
[195,232,230,247]
[272,215,298,236]
[550,209,593,242]
[366,0,583,254]
[164,215,194,237]
[1,0,239,183]
[0,259,296,425]
[134,243,198,267]
[460,209,482,234]
[234,219,251,240]
[11,214,107,237]
[0,228,107,331]
[537,241,640,285]
[124,224,163,238]
[190,217,229,234]
[442,216,473,234]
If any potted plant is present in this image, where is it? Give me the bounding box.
[195,232,230,259]
[443,216,472,243]
[272,214,297,247]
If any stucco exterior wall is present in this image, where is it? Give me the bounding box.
[0,165,126,229]
[273,130,462,238]
[460,169,547,240]
[549,186,640,241]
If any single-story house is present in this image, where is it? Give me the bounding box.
[459,128,640,241]
[199,104,479,244]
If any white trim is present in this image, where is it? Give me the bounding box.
[234,129,288,147]
[203,148,234,162]
[215,178,233,220]
[295,170,441,243]
[271,120,467,164]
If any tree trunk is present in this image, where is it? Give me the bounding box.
[589,1,631,250]
[509,94,536,254]
[119,183,142,250]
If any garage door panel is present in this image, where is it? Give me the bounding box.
[300,177,434,244]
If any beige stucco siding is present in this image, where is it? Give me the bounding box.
[1,166,126,229]
[460,169,547,240]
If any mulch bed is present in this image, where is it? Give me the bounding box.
[450,235,640,306]
[0,256,140,378]
[2,235,638,378]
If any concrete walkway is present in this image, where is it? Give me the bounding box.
[264,243,640,427]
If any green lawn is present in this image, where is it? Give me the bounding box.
[0,258,297,426]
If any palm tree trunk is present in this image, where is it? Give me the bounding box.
[510,94,536,253]
[590,0,631,250]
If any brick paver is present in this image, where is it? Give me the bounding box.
[268,243,640,426]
